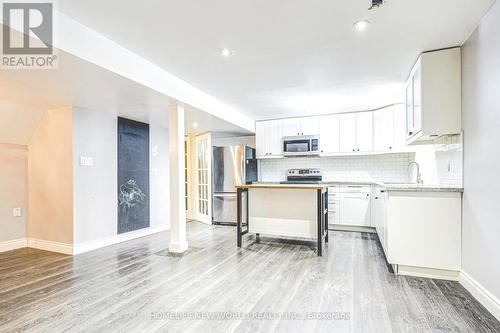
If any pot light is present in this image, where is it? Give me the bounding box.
[193,122,199,128]
[353,20,370,32]
[220,48,234,57]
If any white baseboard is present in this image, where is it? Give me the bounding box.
[0,238,28,253]
[27,238,73,255]
[328,224,377,234]
[460,270,500,321]
[73,226,169,255]
[395,264,459,281]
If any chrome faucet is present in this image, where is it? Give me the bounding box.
[407,161,423,184]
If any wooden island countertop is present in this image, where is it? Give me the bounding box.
[235,183,329,190]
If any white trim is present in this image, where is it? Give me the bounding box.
[73,226,169,255]
[27,238,73,255]
[168,241,189,253]
[395,264,459,281]
[460,270,500,321]
[328,224,377,234]
[0,238,27,253]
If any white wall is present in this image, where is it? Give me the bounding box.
[72,107,117,244]
[259,153,411,183]
[72,107,170,248]
[461,0,500,319]
[0,144,27,242]
[28,107,73,245]
[150,126,170,229]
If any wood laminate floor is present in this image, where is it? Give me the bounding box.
[0,221,499,333]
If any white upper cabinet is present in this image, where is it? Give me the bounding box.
[281,118,301,137]
[319,114,340,154]
[339,113,357,152]
[300,116,320,136]
[255,106,407,159]
[393,104,407,148]
[356,112,374,152]
[255,121,267,158]
[374,106,395,152]
[267,120,283,155]
[406,47,462,144]
[255,120,282,158]
[339,112,373,153]
[282,117,319,136]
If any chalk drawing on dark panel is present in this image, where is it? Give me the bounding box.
[117,117,150,234]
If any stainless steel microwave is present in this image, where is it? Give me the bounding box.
[282,135,320,157]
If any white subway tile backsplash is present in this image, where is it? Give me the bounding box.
[409,134,463,186]
[259,153,412,183]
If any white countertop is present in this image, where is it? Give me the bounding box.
[253,181,463,193]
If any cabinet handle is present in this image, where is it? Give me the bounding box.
[357,149,360,152]
[375,197,379,199]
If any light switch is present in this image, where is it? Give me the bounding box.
[80,156,94,166]
[13,208,22,217]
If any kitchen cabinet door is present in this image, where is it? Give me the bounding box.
[412,63,422,136]
[339,113,356,152]
[406,78,414,140]
[356,112,374,152]
[393,104,407,149]
[281,118,301,136]
[267,119,283,156]
[373,107,394,152]
[319,114,340,154]
[339,192,371,226]
[255,121,268,158]
[300,116,320,136]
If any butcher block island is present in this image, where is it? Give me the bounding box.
[235,184,329,256]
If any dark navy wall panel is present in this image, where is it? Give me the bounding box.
[117,117,150,234]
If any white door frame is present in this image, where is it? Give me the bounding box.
[194,132,212,224]
[184,136,193,220]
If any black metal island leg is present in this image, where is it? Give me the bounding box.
[317,189,323,256]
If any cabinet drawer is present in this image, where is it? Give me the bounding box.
[328,192,338,200]
[328,202,338,212]
[328,211,339,225]
[339,185,371,193]
[328,186,340,193]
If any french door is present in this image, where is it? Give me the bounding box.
[194,133,211,224]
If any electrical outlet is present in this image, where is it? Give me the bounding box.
[80,156,94,167]
[13,208,22,217]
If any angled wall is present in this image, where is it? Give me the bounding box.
[28,107,73,249]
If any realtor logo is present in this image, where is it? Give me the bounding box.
[1,1,57,69]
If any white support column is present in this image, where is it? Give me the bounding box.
[168,102,188,253]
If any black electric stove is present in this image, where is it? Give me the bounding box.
[279,168,322,184]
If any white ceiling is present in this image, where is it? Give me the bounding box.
[0,40,250,145]
[58,0,494,120]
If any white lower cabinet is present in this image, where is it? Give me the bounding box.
[373,189,462,279]
[339,193,371,226]
[328,185,371,227]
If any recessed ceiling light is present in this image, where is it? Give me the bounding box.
[193,122,199,128]
[220,48,234,57]
[353,20,370,32]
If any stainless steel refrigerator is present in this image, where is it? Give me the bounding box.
[212,145,257,225]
